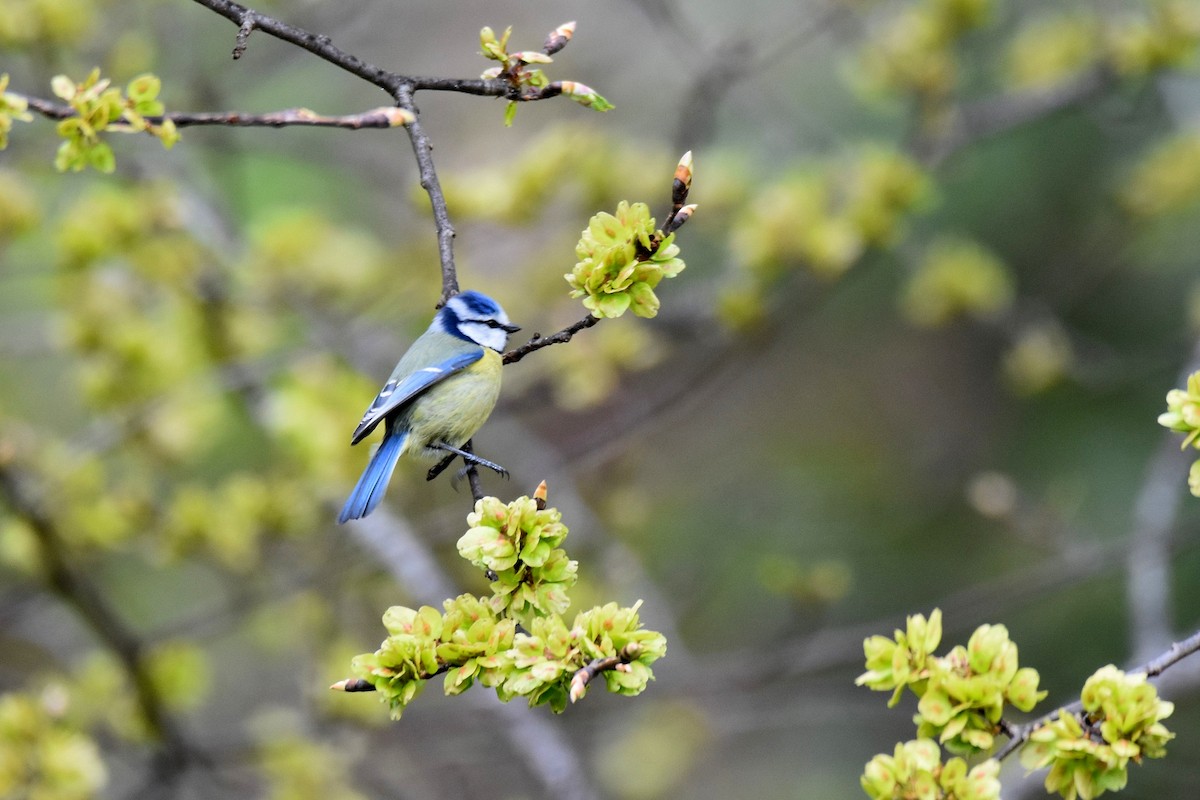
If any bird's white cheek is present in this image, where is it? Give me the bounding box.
[459,322,508,351]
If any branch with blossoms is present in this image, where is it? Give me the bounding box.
[857,609,1197,800]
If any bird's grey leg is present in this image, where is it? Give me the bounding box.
[430,440,509,479]
[426,451,458,482]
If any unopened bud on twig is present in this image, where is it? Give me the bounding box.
[534,480,549,510]
[543,21,576,56]
[513,51,553,65]
[556,81,614,111]
[673,150,693,208]
[379,107,416,127]
[663,203,697,234]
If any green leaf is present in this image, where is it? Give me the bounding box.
[51,74,76,100]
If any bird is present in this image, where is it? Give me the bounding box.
[337,290,520,523]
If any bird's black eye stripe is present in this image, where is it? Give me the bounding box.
[467,318,506,328]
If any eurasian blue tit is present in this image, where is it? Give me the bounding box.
[337,291,520,523]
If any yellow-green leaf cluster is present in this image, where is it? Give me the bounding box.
[257,734,367,800]
[857,609,945,706]
[352,595,516,719]
[1106,0,1200,76]
[458,493,577,625]
[566,200,685,319]
[51,68,178,173]
[349,492,665,718]
[1004,14,1100,90]
[1002,322,1073,396]
[0,74,33,149]
[861,739,1000,800]
[1020,666,1174,800]
[1121,133,1200,217]
[900,236,1014,328]
[723,146,930,327]
[858,610,1047,755]
[0,687,107,800]
[505,601,666,712]
[859,0,994,104]
[1157,370,1200,495]
[0,0,96,48]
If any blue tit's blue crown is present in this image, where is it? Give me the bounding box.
[456,290,502,317]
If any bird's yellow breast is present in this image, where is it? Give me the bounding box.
[400,348,503,461]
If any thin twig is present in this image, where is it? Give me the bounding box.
[20,93,413,129]
[502,314,601,364]
[569,645,640,703]
[993,626,1200,762]
[188,0,404,94]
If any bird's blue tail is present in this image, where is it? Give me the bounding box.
[338,430,407,523]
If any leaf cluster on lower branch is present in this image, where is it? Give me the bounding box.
[334,484,667,718]
[857,609,1178,800]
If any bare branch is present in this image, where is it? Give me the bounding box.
[392,83,460,303]
[993,626,1200,762]
[20,93,413,130]
[503,314,601,364]
[189,0,404,94]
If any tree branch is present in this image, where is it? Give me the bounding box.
[188,0,405,94]
[993,626,1200,762]
[503,314,601,364]
[184,1,613,303]
[393,83,461,304]
[20,93,414,130]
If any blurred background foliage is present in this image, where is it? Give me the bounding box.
[3,0,1200,797]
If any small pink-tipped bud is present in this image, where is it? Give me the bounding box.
[544,21,577,55]
[558,81,591,97]
[569,672,587,703]
[534,480,549,510]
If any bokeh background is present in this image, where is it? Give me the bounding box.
[3,0,1200,797]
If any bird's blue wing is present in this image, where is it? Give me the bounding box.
[349,349,483,445]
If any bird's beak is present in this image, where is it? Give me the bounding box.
[502,323,521,333]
